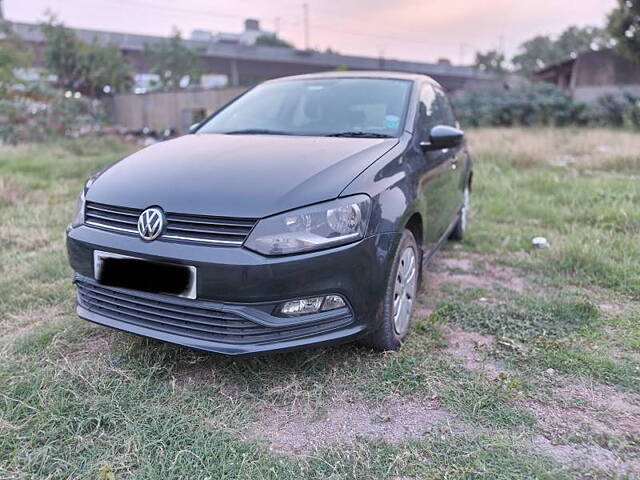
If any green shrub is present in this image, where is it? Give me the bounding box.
[0,83,106,144]
[452,82,640,129]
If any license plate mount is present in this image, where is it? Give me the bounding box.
[93,251,197,299]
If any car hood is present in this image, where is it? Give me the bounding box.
[87,134,397,218]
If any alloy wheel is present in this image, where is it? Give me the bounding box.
[392,246,418,335]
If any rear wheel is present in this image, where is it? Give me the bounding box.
[449,184,469,241]
[362,229,420,351]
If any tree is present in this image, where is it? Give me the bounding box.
[0,23,32,88]
[474,49,506,74]
[512,35,560,75]
[556,26,612,55]
[75,42,133,97]
[144,29,202,90]
[40,16,132,96]
[608,0,640,63]
[512,26,612,76]
[41,15,80,90]
[255,34,293,48]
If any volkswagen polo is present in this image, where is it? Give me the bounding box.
[66,72,472,355]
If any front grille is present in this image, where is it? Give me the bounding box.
[85,201,257,246]
[75,276,353,345]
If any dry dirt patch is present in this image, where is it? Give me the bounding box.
[525,382,640,475]
[426,252,528,295]
[547,382,640,436]
[443,326,507,380]
[532,435,638,476]
[244,395,453,455]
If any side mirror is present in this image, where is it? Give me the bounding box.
[420,125,464,151]
[188,122,200,134]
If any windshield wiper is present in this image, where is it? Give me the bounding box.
[223,129,292,135]
[325,131,394,138]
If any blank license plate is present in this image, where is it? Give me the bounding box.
[94,251,196,299]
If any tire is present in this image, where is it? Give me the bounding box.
[449,184,470,241]
[361,229,420,351]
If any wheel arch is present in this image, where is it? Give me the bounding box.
[404,212,423,247]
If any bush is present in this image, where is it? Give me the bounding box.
[0,83,107,144]
[588,93,640,129]
[451,82,640,129]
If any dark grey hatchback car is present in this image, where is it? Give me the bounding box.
[66,72,472,355]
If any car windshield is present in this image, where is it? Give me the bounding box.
[197,78,412,138]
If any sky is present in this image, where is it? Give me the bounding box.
[4,0,617,65]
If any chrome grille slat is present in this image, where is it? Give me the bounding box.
[165,224,248,236]
[163,234,244,245]
[85,201,257,246]
[86,212,138,226]
[167,215,255,228]
[86,203,140,217]
[86,221,138,234]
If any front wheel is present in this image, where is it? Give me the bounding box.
[361,229,420,351]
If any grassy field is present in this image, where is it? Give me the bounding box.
[1,128,639,479]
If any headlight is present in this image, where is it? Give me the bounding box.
[70,176,97,228]
[245,195,371,255]
[70,190,85,228]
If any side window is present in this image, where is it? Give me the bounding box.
[418,85,437,140]
[434,88,456,127]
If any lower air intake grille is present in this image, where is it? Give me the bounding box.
[75,275,353,345]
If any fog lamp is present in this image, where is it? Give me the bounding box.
[279,295,347,317]
[321,295,346,311]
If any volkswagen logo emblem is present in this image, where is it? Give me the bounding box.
[137,207,165,241]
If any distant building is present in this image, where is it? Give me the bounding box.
[535,49,640,102]
[191,18,274,46]
[9,20,498,92]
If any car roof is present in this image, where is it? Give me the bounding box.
[265,70,436,85]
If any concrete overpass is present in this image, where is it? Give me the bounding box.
[10,21,497,92]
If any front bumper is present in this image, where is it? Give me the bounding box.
[66,226,400,355]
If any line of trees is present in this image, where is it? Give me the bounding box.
[475,0,639,76]
[33,17,297,97]
[39,16,204,97]
[40,16,133,97]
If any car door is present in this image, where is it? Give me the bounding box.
[433,86,466,224]
[416,84,459,246]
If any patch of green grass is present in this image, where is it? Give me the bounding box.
[432,294,601,341]
[11,321,62,355]
[467,138,640,299]
[433,293,640,392]
[0,137,133,192]
[308,433,576,480]
[364,347,534,428]
[612,313,640,352]
[0,343,567,480]
[2,131,640,478]
[528,340,640,393]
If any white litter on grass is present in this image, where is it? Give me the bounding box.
[532,237,550,249]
